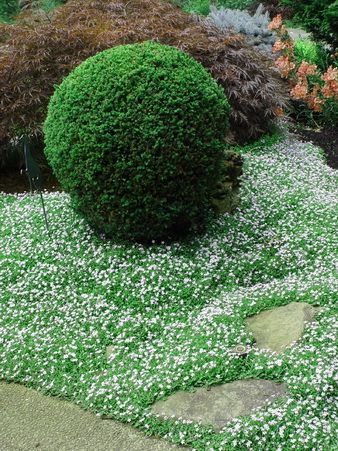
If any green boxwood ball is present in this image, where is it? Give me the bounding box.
[44,41,231,241]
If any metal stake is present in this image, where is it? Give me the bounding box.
[23,135,51,237]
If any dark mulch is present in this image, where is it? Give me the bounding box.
[0,170,60,194]
[294,126,338,169]
[0,138,61,193]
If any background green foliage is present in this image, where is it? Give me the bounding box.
[175,0,255,16]
[0,0,66,22]
[0,0,19,22]
[291,99,338,128]
[281,0,338,46]
[293,39,332,72]
[38,0,66,13]
[44,42,231,242]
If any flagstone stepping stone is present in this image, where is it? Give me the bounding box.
[152,379,286,432]
[246,302,321,353]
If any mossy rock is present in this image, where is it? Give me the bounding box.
[210,151,243,214]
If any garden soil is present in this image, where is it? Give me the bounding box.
[295,127,338,169]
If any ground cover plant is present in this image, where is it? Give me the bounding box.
[44,41,231,241]
[0,133,337,449]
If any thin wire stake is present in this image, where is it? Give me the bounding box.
[37,183,51,238]
[23,135,51,237]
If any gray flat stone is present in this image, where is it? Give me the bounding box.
[0,382,182,451]
[246,302,321,353]
[152,379,286,432]
[287,28,312,41]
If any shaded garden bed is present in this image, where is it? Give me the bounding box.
[294,126,338,169]
[0,169,60,193]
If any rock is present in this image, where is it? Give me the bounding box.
[287,28,312,41]
[210,151,243,214]
[152,379,286,432]
[246,302,321,353]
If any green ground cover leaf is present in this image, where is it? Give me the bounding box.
[0,135,337,449]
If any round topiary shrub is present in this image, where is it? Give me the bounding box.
[44,41,231,241]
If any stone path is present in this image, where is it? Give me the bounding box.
[0,382,181,451]
[152,379,286,432]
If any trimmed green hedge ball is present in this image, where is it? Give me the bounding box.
[44,41,231,241]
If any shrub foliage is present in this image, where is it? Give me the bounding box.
[206,4,276,53]
[294,39,333,73]
[0,0,288,153]
[281,0,338,47]
[44,42,231,241]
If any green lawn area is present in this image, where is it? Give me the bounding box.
[0,135,337,450]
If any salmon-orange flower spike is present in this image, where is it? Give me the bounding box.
[304,84,324,112]
[309,83,321,98]
[272,39,293,53]
[275,55,295,78]
[307,96,324,113]
[285,39,294,50]
[279,25,289,37]
[272,40,284,53]
[290,81,308,100]
[322,66,338,82]
[297,61,318,78]
[274,107,285,117]
[269,14,282,31]
[322,80,338,99]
